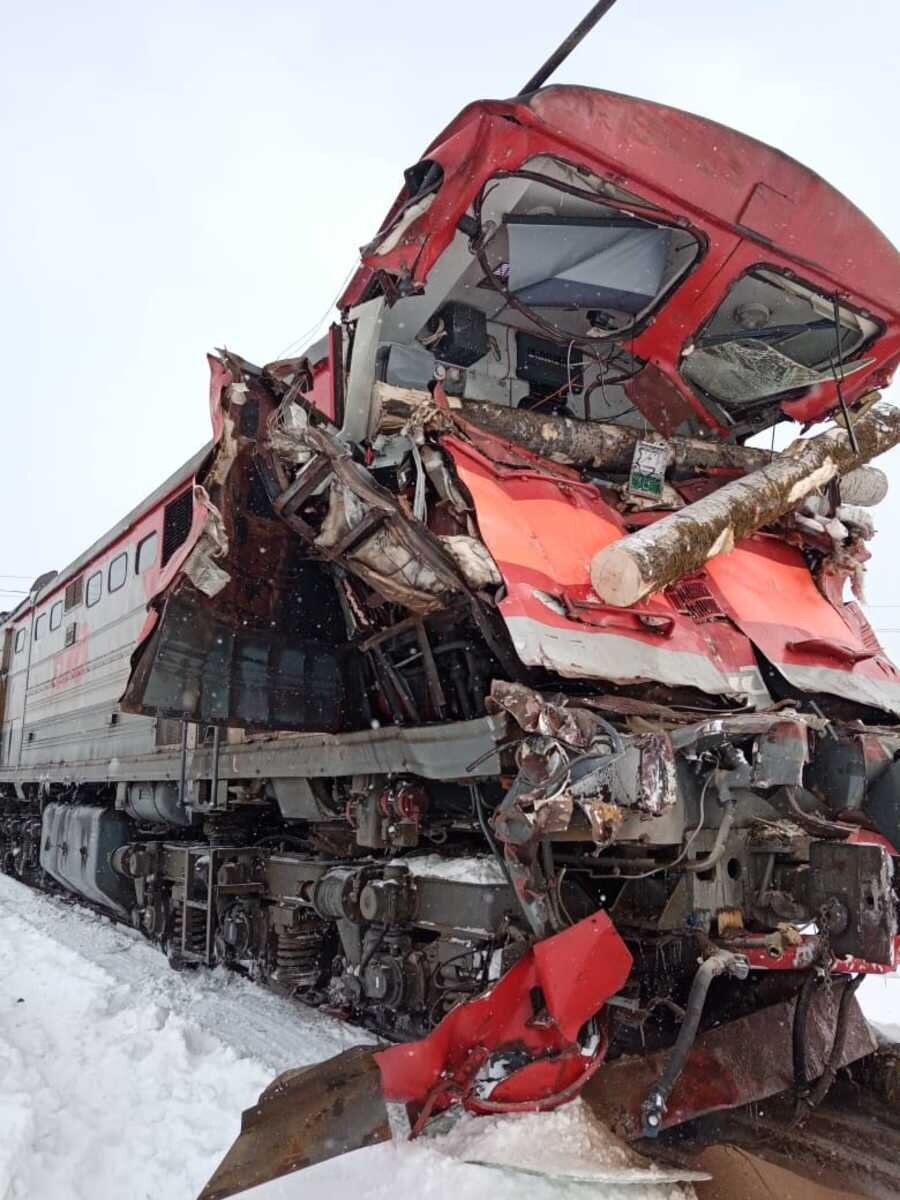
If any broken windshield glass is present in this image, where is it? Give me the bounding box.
[682,268,879,407]
[683,339,874,405]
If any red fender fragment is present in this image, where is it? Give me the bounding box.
[375,911,632,1130]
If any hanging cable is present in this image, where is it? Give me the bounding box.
[831,293,859,454]
[273,263,358,360]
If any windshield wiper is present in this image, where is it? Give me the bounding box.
[696,318,834,349]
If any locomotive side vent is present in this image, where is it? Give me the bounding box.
[64,622,77,647]
[665,575,726,623]
[64,575,83,611]
[161,489,194,567]
[844,601,883,654]
[155,717,183,746]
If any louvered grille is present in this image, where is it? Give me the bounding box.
[665,575,726,623]
[64,576,83,611]
[161,490,194,566]
[845,602,882,653]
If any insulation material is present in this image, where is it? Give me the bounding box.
[315,485,448,611]
[267,400,315,466]
[705,537,900,716]
[437,536,503,589]
[180,486,231,598]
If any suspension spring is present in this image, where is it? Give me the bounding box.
[168,906,204,956]
[275,920,326,990]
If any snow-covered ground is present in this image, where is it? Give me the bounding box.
[859,970,900,1042]
[0,876,698,1200]
[0,874,364,1200]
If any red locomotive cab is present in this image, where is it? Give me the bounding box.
[337,86,900,441]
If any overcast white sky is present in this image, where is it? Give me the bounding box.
[2,0,899,648]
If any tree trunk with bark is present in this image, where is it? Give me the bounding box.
[375,382,775,473]
[372,384,886,504]
[590,400,900,608]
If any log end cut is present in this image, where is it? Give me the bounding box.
[589,543,648,608]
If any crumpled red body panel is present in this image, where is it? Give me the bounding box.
[375,911,632,1118]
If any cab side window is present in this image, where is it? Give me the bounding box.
[86,571,102,607]
[108,552,128,593]
[136,532,158,575]
[50,600,63,631]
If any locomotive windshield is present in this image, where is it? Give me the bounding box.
[504,215,672,318]
[681,268,880,407]
[362,156,703,433]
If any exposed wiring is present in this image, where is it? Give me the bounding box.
[469,784,513,889]
[464,736,521,774]
[274,263,358,360]
[428,946,489,992]
[521,379,572,411]
[556,865,577,927]
[357,926,388,975]
[604,773,713,881]
[541,839,566,931]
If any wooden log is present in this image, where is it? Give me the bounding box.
[589,399,900,608]
[374,382,769,474]
[372,383,886,502]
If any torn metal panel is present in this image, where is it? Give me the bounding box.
[123,352,354,728]
[315,481,450,611]
[375,911,632,1112]
[124,349,519,731]
[264,421,473,615]
[705,536,900,716]
[489,684,684,938]
[489,679,617,747]
[489,683,678,818]
[126,595,346,732]
[585,981,875,1139]
[634,733,678,817]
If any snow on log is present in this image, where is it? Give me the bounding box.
[590,398,900,608]
[372,382,886,502]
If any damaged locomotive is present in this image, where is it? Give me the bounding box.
[3,84,900,1165]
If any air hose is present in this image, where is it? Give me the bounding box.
[641,948,749,1137]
